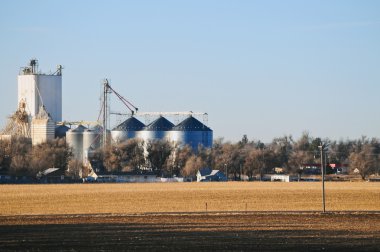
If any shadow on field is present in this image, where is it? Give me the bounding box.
[0,217,379,252]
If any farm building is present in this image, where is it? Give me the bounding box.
[329,163,349,174]
[270,174,298,182]
[197,168,227,182]
[36,168,65,183]
[95,173,157,183]
[160,177,184,182]
[85,160,158,183]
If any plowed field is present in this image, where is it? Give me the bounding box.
[0,182,379,251]
[0,212,379,251]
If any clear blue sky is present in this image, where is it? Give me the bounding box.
[0,0,379,142]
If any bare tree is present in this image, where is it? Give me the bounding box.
[0,139,12,173]
[219,143,242,180]
[244,148,262,179]
[197,145,213,169]
[66,159,83,179]
[210,138,225,172]
[288,132,316,180]
[9,137,32,176]
[29,138,72,175]
[103,144,122,172]
[146,140,172,175]
[289,150,312,180]
[103,139,145,173]
[270,135,293,172]
[243,146,275,180]
[165,144,193,177]
[329,139,354,164]
[349,143,378,180]
[181,155,206,177]
[124,139,145,172]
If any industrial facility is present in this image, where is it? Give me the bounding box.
[18,59,62,123]
[1,59,62,144]
[112,115,212,150]
[1,59,213,166]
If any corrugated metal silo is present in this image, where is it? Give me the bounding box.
[31,118,55,145]
[111,116,145,143]
[66,125,87,161]
[83,129,101,162]
[170,115,213,150]
[139,116,174,143]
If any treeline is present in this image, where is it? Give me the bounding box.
[0,137,72,177]
[89,133,380,179]
[0,132,379,180]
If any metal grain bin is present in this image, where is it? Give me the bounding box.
[139,116,174,143]
[170,116,213,150]
[111,116,145,143]
[83,129,100,161]
[65,125,87,161]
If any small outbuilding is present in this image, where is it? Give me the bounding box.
[270,174,298,182]
[197,168,227,182]
[93,172,157,183]
[36,168,65,183]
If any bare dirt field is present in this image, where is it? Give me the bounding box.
[0,212,379,251]
[0,182,379,251]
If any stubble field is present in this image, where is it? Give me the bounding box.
[0,182,379,251]
[0,182,379,214]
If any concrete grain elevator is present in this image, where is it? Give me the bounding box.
[18,59,62,123]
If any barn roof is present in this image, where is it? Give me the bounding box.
[198,168,212,176]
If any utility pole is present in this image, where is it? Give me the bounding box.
[240,164,242,181]
[261,147,265,181]
[318,143,328,213]
[225,164,228,181]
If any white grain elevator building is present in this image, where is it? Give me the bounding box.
[18,59,62,123]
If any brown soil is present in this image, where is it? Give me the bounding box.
[0,212,379,251]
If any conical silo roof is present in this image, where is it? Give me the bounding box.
[69,124,87,132]
[91,124,103,133]
[144,116,174,131]
[55,125,70,138]
[173,116,212,131]
[113,117,145,131]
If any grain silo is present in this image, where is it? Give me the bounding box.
[170,115,213,150]
[111,116,145,143]
[18,59,62,123]
[66,125,87,161]
[55,125,70,138]
[83,129,101,162]
[31,106,55,145]
[139,116,174,142]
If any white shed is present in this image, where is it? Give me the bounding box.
[270,174,297,182]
